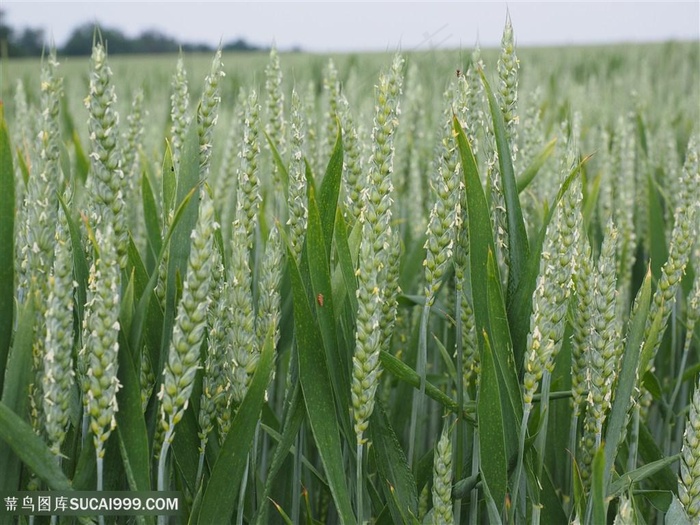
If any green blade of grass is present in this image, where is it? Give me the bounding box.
[485,250,522,459]
[516,137,557,193]
[71,129,90,187]
[0,401,73,491]
[538,465,569,523]
[638,297,666,394]
[260,424,327,484]
[162,142,176,222]
[582,171,602,232]
[452,473,480,499]
[304,156,317,202]
[129,183,199,371]
[16,144,30,187]
[123,259,161,464]
[172,397,203,494]
[270,499,296,525]
[255,382,306,525]
[636,112,649,157]
[478,332,509,517]
[413,448,436,503]
[0,103,15,390]
[264,130,290,196]
[508,157,587,368]
[0,297,35,495]
[479,70,530,299]
[640,491,673,514]
[590,444,607,524]
[608,453,680,497]
[332,208,359,316]
[648,172,668,281]
[368,400,418,522]
[454,114,520,434]
[287,241,355,524]
[636,422,679,493]
[71,440,97,491]
[378,350,475,424]
[603,269,652,490]
[481,475,504,525]
[120,268,136,339]
[400,232,427,295]
[433,334,458,380]
[141,167,163,264]
[453,114,497,320]
[116,326,152,495]
[317,119,343,261]
[161,121,201,373]
[306,189,351,438]
[125,236,156,328]
[196,328,275,524]
[571,455,586,521]
[58,195,89,330]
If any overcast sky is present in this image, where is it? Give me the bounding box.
[3,2,699,53]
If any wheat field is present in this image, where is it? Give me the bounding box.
[0,20,699,525]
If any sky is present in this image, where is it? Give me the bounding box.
[3,1,699,53]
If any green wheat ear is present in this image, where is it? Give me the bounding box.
[679,379,700,520]
[81,223,121,464]
[287,87,308,262]
[170,54,191,170]
[226,89,262,419]
[523,174,582,407]
[497,12,519,166]
[197,48,224,180]
[423,116,460,307]
[322,58,341,163]
[431,420,454,525]
[571,232,595,418]
[42,204,75,458]
[341,92,365,224]
[579,220,620,482]
[21,49,64,444]
[158,189,218,488]
[351,54,404,443]
[644,134,699,370]
[265,45,286,204]
[122,88,146,249]
[85,41,127,269]
[18,48,63,304]
[198,245,226,457]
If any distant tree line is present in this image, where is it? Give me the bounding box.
[0,8,268,57]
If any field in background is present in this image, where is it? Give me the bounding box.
[1,29,699,524]
[4,40,697,134]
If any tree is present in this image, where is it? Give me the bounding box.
[0,8,16,56]
[0,8,46,57]
[135,30,179,54]
[0,9,12,44]
[15,28,45,56]
[62,23,132,56]
[223,38,261,52]
[0,10,273,57]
